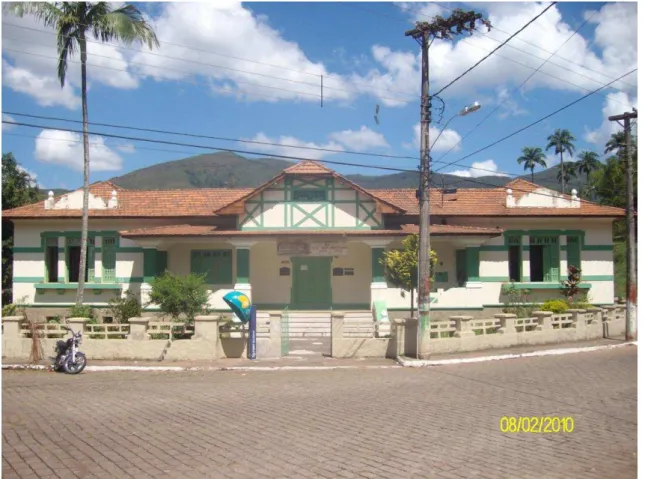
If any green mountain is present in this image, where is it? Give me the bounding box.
[106,152,589,193]
[38,152,588,193]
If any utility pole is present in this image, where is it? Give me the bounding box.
[608,109,637,341]
[406,26,432,358]
[406,9,489,358]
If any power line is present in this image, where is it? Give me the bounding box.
[436,3,605,172]
[439,67,637,185]
[2,47,328,103]
[2,22,414,103]
[4,130,589,203]
[1,119,420,174]
[360,3,635,108]
[432,2,557,97]
[428,1,637,89]
[3,110,420,162]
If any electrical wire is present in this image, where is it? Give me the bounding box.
[3,111,419,162]
[354,3,635,109]
[4,130,594,203]
[396,1,637,91]
[2,21,414,103]
[432,2,557,97]
[1,119,420,174]
[428,1,637,89]
[435,3,606,172]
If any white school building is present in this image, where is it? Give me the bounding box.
[4,160,623,326]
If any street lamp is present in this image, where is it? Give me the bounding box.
[417,101,481,358]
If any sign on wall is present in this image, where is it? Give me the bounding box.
[277,240,348,256]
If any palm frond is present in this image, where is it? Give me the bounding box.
[92,4,159,49]
[5,2,64,28]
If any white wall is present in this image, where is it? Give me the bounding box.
[331,242,371,305]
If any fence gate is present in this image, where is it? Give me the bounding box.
[280,309,290,356]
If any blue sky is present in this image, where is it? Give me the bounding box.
[1,1,638,190]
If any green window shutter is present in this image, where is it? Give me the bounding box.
[156,250,168,276]
[455,249,467,286]
[566,235,581,271]
[102,237,116,283]
[190,251,211,282]
[87,238,96,283]
[213,250,233,284]
[45,237,59,283]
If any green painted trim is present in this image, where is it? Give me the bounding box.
[12,277,44,283]
[34,283,122,290]
[143,249,158,283]
[116,276,143,283]
[292,202,327,228]
[236,248,250,284]
[387,307,485,312]
[115,247,144,253]
[13,247,45,253]
[466,247,480,282]
[479,276,511,282]
[371,248,385,282]
[570,275,613,281]
[506,282,592,290]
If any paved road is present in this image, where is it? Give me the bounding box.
[2,347,637,479]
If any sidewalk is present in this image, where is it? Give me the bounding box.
[2,337,634,372]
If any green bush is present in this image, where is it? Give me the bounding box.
[108,290,141,323]
[501,283,538,318]
[68,304,96,322]
[540,299,570,314]
[2,303,17,316]
[148,271,210,322]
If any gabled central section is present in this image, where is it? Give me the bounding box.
[213,161,404,231]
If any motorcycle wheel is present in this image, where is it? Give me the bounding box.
[63,352,87,374]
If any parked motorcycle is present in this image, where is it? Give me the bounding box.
[52,325,87,374]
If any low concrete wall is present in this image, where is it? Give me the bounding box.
[2,314,282,361]
[330,313,397,358]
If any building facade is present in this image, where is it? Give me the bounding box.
[3,160,623,322]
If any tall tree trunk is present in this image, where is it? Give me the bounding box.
[560,150,565,193]
[410,289,414,318]
[531,165,534,183]
[75,32,90,306]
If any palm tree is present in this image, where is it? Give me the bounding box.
[516,147,547,183]
[9,3,159,305]
[605,131,626,155]
[575,151,602,199]
[557,162,577,188]
[546,129,576,194]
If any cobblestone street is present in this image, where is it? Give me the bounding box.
[2,347,637,479]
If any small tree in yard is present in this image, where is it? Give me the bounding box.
[108,290,141,323]
[380,234,438,318]
[148,272,210,322]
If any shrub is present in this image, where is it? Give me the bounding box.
[2,303,17,316]
[501,283,537,318]
[562,265,582,300]
[148,271,210,322]
[108,290,141,323]
[68,304,94,319]
[540,299,570,314]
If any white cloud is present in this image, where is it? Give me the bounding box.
[242,125,387,159]
[16,165,41,188]
[116,143,136,154]
[328,126,388,151]
[2,9,141,109]
[405,124,462,152]
[448,159,510,178]
[240,132,343,160]
[584,91,637,148]
[34,130,123,171]
[495,88,527,119]
[2,114,17,131]
[361,2,638,101]
[130,2,354,104]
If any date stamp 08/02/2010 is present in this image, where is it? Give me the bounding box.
[500,416,574,434]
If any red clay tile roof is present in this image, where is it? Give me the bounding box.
[283,160,334,175]
[373,178,625,217]
[2,175,625,219]
[2,181,252,219]
[120,223,503,238]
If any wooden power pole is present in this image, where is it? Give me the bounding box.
[608,109,637,341]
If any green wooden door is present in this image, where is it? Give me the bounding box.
[291,257,332,309]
